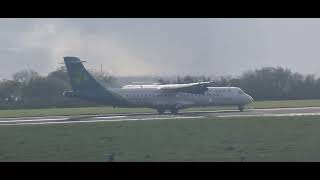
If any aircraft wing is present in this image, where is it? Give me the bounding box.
[158,81,214,94]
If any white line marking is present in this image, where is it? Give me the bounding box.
[217,113,320,118]
[217,114,265,118]
[268,113,320,117]
[93,116,127,119]
[0,116,205,126]
[186,110,238,113]
[253,107,320,111]
[1,106,320,120]
[0,116,71,120]
[0,118,69,123]
[0,116,126,123]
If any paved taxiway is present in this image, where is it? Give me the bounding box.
[1,107,320,126]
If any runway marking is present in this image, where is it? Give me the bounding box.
[92,116,127,119]
[186,110,239,113]
[3,106,320,125]
[269,113,320,117]
[0,118,69,123]
[253,107,320,111]
[217,113,320,118]
[0,116,71,120]
[0,116,127,123]
[0,116,204,126]
[1,107,320,120]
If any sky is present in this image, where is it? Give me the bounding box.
[1,18,320,79]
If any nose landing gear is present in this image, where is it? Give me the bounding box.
[170,108,178,114]
[238,105,244,112]
[157,108,179,114]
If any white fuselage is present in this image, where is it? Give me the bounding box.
[63,57,253,113]
[110,85,254,109]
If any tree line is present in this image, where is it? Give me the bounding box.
[158,67,320,100]
[0,67,116,109]
[0,66,319,109]
[216,67,320,100]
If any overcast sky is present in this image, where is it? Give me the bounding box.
[1,18,320,79]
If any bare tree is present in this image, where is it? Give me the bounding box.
[89,70,117,86]
[12,70,40,85]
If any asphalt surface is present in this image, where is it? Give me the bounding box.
[1,107,320,126]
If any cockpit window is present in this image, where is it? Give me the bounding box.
[238,89,244,94]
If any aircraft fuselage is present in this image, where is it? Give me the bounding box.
[62,56,254,113]
[65,86,254,110]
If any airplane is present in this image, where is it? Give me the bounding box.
[62,56,254,114]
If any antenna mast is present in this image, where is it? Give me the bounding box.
[100,64,102,76]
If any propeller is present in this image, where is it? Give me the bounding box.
[201,75,211,82]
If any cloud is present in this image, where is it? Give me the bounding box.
[16,20,157,76]
[3,18,320,80]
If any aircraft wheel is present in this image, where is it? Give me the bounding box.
[157,109,165,114]
[170,108,178,114]
[238,105,244,112]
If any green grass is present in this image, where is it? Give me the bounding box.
[1,116,320,161]
[1,99,320,118]
[252,99,320,109]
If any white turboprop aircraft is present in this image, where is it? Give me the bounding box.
[63,57,254,114]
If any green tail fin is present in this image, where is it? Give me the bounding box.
[63,57,128,106]
[64,56,105,93]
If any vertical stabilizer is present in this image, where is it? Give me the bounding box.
[63,56,128,106]
[64,56,105,93]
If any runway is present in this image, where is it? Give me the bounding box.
[1,107,320,126]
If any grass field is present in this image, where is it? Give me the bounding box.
[0,115,320,161]
[252,99,320,109]
[1,99,320,118]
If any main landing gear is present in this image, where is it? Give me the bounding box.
[170,108,178,114]
[157,109,165,114]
